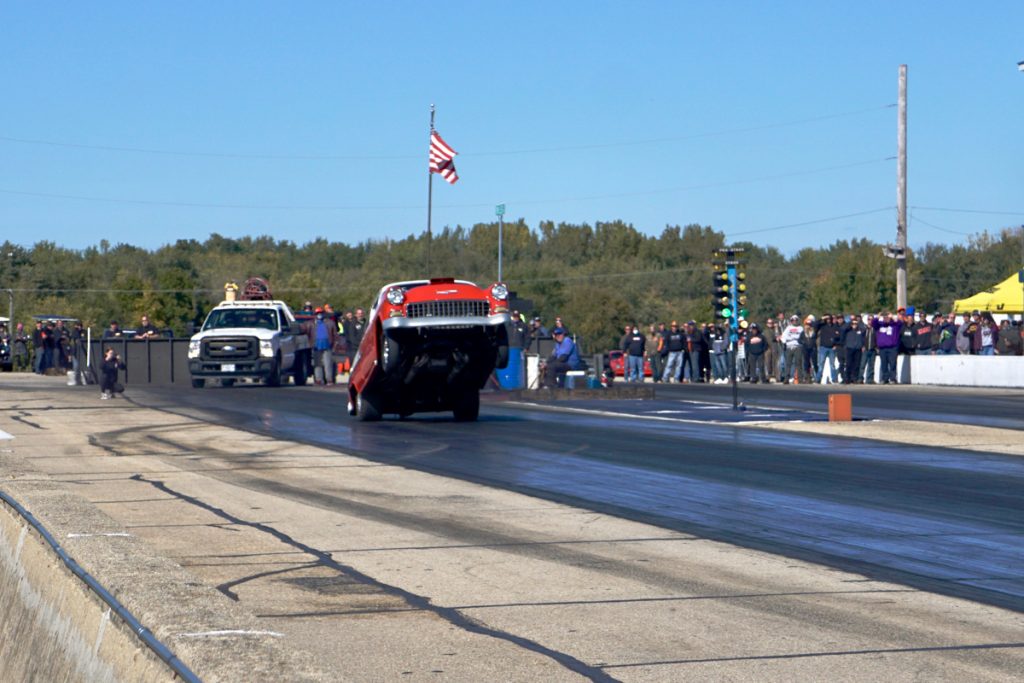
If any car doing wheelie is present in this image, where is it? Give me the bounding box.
[347,278,511,421]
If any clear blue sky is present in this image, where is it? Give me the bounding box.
[2,2,1022,255]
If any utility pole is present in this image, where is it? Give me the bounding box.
[896,64,908,310]
[495,204,506,282]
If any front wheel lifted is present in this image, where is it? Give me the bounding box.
[452,390,480,422]
[356,390,381,421]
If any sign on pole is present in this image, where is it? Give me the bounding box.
[495,203,505,217]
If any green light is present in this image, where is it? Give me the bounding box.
[722,308,733,318]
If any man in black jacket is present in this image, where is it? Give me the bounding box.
[813,314,840,383]
[839,315,867,384]
[622,325,646,382]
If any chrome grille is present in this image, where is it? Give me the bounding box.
[406,300,490,319]
[203,337,258,360]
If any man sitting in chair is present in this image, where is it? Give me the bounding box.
[544,327,582,388]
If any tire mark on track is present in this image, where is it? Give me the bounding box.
[132,473,619,683]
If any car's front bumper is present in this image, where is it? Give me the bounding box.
[380,313,511,332]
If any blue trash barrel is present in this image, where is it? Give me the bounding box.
[496,348,525,390]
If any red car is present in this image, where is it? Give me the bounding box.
[607,350,653,378]
[347,278,512,421]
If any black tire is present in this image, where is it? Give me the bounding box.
[191,378,205,389]
[381,333,400,374]
[293,353,309,386]
[452,390,480,422]
[266,357,283,387]
[356,390,381,421]
[221,378,235,388]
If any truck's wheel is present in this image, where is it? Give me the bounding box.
[266,358,283,387]
[221,378,235,388]
[191,378,205,389]
[356,390,381,422]
[293,353,309,386]
[452,390,480,422]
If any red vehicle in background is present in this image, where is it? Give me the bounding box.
[607,349,653,378]
[347,278,511,421]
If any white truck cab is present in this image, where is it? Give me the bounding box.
[187,300,311,388]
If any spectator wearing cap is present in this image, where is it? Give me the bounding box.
[839,315,867,384]
[306,307,339,385]
[912,310,934,355]
[509,310,529,348]
[763,318,779,383]
[661,321,685,382]
[545,326,581,387]
[935,314,957,355]
[622,325,646,382]
[745,323,767,383]
[812,314,840,384]
[898,307,917,356]
[300,301,314,315]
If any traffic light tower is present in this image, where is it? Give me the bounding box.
[711,247,747,409]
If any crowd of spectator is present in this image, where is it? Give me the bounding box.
[615,307,1024,386]
[0,318,86,375]
[296,300,367,385]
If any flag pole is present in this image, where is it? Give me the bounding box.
[426,104,435,275]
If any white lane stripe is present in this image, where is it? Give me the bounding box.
[178,630,284,638]
[0,430,13,440]
[68,533,131,538]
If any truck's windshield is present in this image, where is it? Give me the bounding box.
[202,309,279,331]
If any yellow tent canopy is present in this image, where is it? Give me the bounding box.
[952,270,1024,315]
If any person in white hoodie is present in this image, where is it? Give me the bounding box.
[780,315,804,384]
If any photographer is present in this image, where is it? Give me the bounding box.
[100,347,125,400]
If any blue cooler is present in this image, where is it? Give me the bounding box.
[496,348,525,390]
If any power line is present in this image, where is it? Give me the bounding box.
[911,205,1024,217]
[727,207,894,237]
[910,213,974,236]
[0,104,895,161]
[0,158,892,212]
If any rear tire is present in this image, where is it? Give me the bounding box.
[452,390,480,422]
[356,390,381,421]
[191,378,205,389]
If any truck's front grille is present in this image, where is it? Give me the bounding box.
[203,337,258,360]
[406,300,490,319]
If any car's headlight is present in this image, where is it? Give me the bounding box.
[188,340,201,358]
[259,340,274,358]
[491,283,509,301]
[386,288,405,305]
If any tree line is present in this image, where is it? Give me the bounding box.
[2,220,1021,353]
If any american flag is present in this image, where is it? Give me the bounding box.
[429,131,459,184]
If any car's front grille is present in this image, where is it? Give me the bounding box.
[406,300,490,319]
[203,337,258,360]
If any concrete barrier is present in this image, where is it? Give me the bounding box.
[0,495,183,682]
[911,355,1024,388]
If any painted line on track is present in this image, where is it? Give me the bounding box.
[506,400,833,427]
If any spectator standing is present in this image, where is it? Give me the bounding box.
[12,322,30,372]
[661,321,685,382]
[509,311,529,348]
[307,308,339,385]
[872,311,902,384]
[623,325,646,382]
[54,320,70,370]
[996,320,1022,355]
[976,313,999,355]
[684,321,706,383]
[912,310,934,355]
[839,316,867,384]
[861,314,878,383]
[646,324,663,383]
[780,315,803,384]
[800,317,818,384]
[745,324,767,383]
[898,308,917,357]
[710,325,729,383]
[936,315,958,355]
[136,315,161,339]
[31,321,47,374]
[103,321,124,339]
[956,313,976,354]
[813,314,839,383]
[346,308,367,352]
[763,318,778,383]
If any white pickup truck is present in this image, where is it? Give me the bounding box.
[187,300,311,388]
